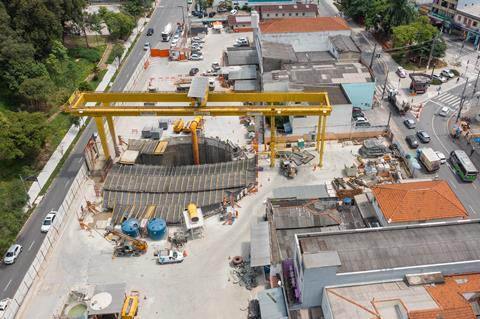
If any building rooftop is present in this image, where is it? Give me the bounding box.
[297,220,480,273]
[272,184,335,200]
[329,35,360,53]
[261,41,297,62]
[456,4,480,19]
[326,274,480,319]
[227,14,252,25]
[225,48,259,66]
[257,3,318,13]
[259,17,350,34]
[225,65,257,80]
[284,62,371,84]
[372,180,468,223]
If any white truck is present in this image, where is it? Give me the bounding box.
[161,23,173,42]
[158,249,184,264]
[418,148,441,172]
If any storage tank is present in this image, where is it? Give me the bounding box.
[121,218,140,238]
[147,218,167,240]
[187,203,199,222]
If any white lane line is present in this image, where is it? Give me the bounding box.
[28,240,35,251]
[473,183,478,190]
[77,157,83,164]
[4,280,12,291]
[431,111,449,154]
[469,205,475,214]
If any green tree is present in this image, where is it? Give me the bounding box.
[103,11,135,40]
[382,0,417,33]
[0,111,49,161]
[18,76,55,111]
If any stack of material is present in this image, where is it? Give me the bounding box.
[332,177,363,199]
[359,138,388,158]
[150,128,163,140]
[158,121,168,130]
[141,126,153,138]
[277,150,315,165]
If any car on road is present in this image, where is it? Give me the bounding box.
[0,298,10,313]
[41,211,57,233]
[441,69,455,79]
[171,38,179,46]
[209,12,216,17]
[396,66,407,78]
[432,74,447,83]
[439,106,450,117]
[354,117,371,127]
[352,111,365,120]
[230,9,238,15]
[416,130,431,143]
[435,151,446,164]
[188,0,192,3]
[403,119,416,129]
[143,42,150,50]
[4,244,22,265]
[146,28,154,36]
[211,62,221,71]
[406,135,419,149]
[189,53,204,61]
[189,67,199,76]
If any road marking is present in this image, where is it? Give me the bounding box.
[3,280,12,291]
[77,158,83,164]
[469,205,475,214]
[473,183,478,190]
[431,111,449,154]
[28,240,35,251]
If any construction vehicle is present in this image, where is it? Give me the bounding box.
[158,249,184,264]
[388,89,411,115]
[409,73,430,94]
[173,119,184,133]
[104,226,148,257]
[161,23,173,42]
[280,159,297,178]
[121,291,139,319]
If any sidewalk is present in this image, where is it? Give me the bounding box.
[26,16,149,207]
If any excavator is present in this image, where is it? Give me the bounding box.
[104,226,148,257]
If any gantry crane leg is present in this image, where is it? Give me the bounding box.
[319,113,328,167]
[94,117,111,161]
[106,114,120,157]
[270,116,276,168]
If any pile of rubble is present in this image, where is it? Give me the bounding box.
[229,256,257,290]
[277,150,315,165]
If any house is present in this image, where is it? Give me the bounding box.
[328,35,361,62]
[431,0,480,20]
[227,15,253,32]
[256,3,318,20]
[371,180,468,225]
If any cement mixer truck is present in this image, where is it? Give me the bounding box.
[388,89,411,115]
[161,23,173,42]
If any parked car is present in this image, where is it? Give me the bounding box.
[4,244,22,265]
[146,28,154,36]
[208,12,216,17]
[406,135,419,149]
[217,7,228,12]
[158,249,184,264]
[211,62,221,71]
[403,119,416,129]
[192,36,204,43]
[439,106,450,117]
[435,151,447,164]
[352,111,365,119]
[416,130,431,143]
[441,69,455,79]
[396,66,407,78]
[190,53,204,61]
[432,74,447,83]
[230,9,238,15]
[192,42,203,48]
[143,42,150,50]
[354,117,370,127]
[189,67,200,76]
[41,211,57,233]
[0,299,10,313]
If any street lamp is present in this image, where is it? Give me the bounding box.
[177,5,186,26]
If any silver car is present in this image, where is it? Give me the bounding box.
[4,244,22,265]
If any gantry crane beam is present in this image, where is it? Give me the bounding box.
[64,90,332,168]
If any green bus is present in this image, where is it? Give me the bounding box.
[449,150,478,182]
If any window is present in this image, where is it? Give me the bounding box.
[266,13,270,17]
[302,12,305,16]
[474,21,478,27]
[296,12,298,16]
[275,13,278,16]
[282,13,285,16]
[289,13,291,16]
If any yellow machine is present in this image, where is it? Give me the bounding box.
[121,290,140,319]
[64,91,332,167]
[104,227,148,256]
[173,119,184,133]
[182,121,192,133]
[187,203,199,222]
[189,116,203,165]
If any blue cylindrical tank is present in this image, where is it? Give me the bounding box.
[147,218,167,240]
[121,218,140,238]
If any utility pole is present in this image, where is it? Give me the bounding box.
[473,69,480,97]
[369,43,377,69]
[381,70,390,101]
[456,78,469,123]
[430,62,436,78]
[426,31,440,71]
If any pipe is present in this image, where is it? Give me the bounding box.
[190,116,203,165]
[270,116,275,168]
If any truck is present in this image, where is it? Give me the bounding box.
[388,89,411,115]
[417,147,441,172]
[161,23,173,42]
[158,249,184,264]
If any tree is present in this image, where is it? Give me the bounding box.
[18,76,55,111]
[0,111,48,161]
[60,0,87,41]
[382,0,417,33]
[103,11,135,40]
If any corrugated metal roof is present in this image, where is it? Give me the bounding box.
[258,288,288,319]
[188,76,209,98]
[227,65,257,80]
[234,80,259,91]
[250,222,271,267]
[272,184,331,199]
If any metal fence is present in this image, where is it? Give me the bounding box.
[1,163,88,319]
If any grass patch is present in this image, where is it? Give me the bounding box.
[90,69,108,90]
[64,35,107,48]
[47,113,74,147]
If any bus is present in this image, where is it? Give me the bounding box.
[449,150,478,182]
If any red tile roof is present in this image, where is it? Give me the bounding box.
[259,17,350,34]
[372,181,468,223]
[257,3,318,13]
[409,274,480,319]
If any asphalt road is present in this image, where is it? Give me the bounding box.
[316,0,338,17]
[0,0,185,302]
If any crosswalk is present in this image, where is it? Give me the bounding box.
[432,92,462,110]
[374,82,395,101]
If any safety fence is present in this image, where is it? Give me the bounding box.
[1,163,88,319]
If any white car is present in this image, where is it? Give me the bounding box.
[173,34,180,40]
[158,249,184,264]
[190,53,204,61]
[143,42,150,50]
[439,106,450,117]
[441,69,455,79]
[435,151,446,164]
[230,9,238,15]
[396,66,407,78]
[171,38,179,46]
[41,211,57,232]
[192,36,204,43]
[4,244,22,265]
[0,299,10,313]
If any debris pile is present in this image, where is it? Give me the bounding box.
[229,256,257,290]
[358,138,388,158]
[277,150,315,165]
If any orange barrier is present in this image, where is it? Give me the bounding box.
[234,28,254,33]
[150,48,170,57]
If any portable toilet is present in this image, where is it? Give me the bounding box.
[147,218,167,240]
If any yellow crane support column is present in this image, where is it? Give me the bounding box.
[189,116,203,165]
[106,114,120,157]
[319,112,328,168]
[270,116,276,168]
[94,117,111,161]
[316,115,323,152]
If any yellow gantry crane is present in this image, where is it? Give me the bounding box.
[64,90,332,167]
